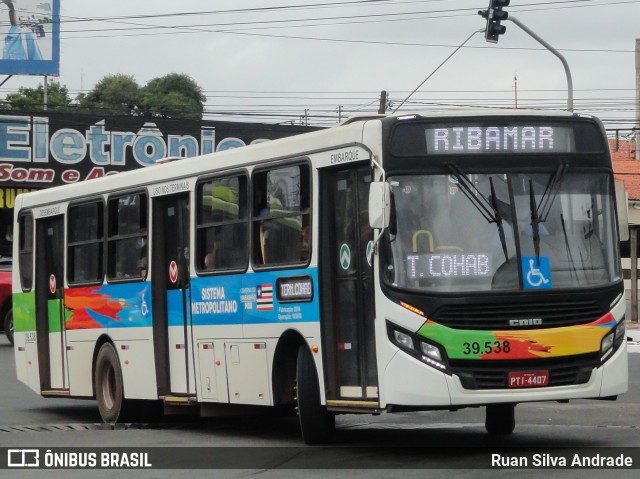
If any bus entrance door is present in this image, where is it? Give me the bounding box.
[320,166,378,405]
[151,193,195,397]
[34,215,68,392]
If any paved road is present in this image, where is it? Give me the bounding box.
[0,334,639,478]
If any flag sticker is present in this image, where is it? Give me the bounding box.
[257,284,274,311]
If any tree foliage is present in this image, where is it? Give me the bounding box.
[3,82,73,111]
[3,73,206,119]
[77,74,142,116]
[141,73,206,120]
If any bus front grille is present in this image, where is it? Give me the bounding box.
[430,300,604,330]
[450,354,599,390]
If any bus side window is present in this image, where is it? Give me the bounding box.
[252,163,311,267]
[18,212,34,291]
[68,201,104,285]
[196,175,248,273]
[106,192,148,281]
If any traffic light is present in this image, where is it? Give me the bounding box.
[479,0,510,43]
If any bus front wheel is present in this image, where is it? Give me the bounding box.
[485,403,516,435]
[95,342,132,423]
[296,345,335,444]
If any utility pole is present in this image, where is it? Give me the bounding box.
[378,90,387,114]
[479,2,573,112]
[636,38,640,160]
[43,75,48,111]
[508,16,573,112]
[513,74,518,109]
[337,105,343,122]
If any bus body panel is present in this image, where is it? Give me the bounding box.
[66,330,101,397]
[380,324,627,408]
[445,342,627,406]
[13,291,38,393]
[382,350,452,406]
[600,343,629,396]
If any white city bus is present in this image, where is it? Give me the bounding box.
[13,109,628,444]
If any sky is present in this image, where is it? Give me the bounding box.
[1,0,639,131]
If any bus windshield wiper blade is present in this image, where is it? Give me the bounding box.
[537,163,569,222]
[490,177,509,263]
[447,164,509,262]
[529,179,541,261]
[529,163,569,261]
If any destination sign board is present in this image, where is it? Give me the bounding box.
[389,119,605,157]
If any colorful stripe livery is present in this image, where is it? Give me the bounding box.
[418,312,617,360]
[12,268,322,333]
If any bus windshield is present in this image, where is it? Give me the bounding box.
[382,169,621,293]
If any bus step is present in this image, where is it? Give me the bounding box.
[41,390,71,397]
[161,395,196,406]
[326,399,382,414]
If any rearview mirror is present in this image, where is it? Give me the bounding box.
[615,181,629,242]
[369,182,390,229]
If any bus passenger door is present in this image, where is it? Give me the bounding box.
[151,193,195,397]
[320,166,378,403]
[34,215,68,392]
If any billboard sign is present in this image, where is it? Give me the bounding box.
[0,0,60,75]
[0,111,319,191]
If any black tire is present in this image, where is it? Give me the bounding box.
[485,403,516,435]
[3,309,13,346]
[94,342,134,423]
[296,345,335,445]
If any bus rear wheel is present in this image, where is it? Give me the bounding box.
[296,345,335,444]
[485,403,516,435]
[95,342,133,423]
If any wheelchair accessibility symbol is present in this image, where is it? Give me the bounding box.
[522,256,552,289]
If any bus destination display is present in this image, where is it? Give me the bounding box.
[426,125,574,154]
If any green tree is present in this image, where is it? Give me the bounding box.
[141,73,206,120]
[3,82,73,111]
[77,74,142,116]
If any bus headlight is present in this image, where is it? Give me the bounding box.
[393,330,415,351]
[600,318,626,362]
[387,321,450,373]
[420,341,442,362]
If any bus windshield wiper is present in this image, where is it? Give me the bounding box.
[528,163,569,261]
[448,164,509,262]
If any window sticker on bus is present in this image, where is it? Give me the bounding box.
[522,256,552,289]
[256,284,274,311]
[276,276,313,303]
